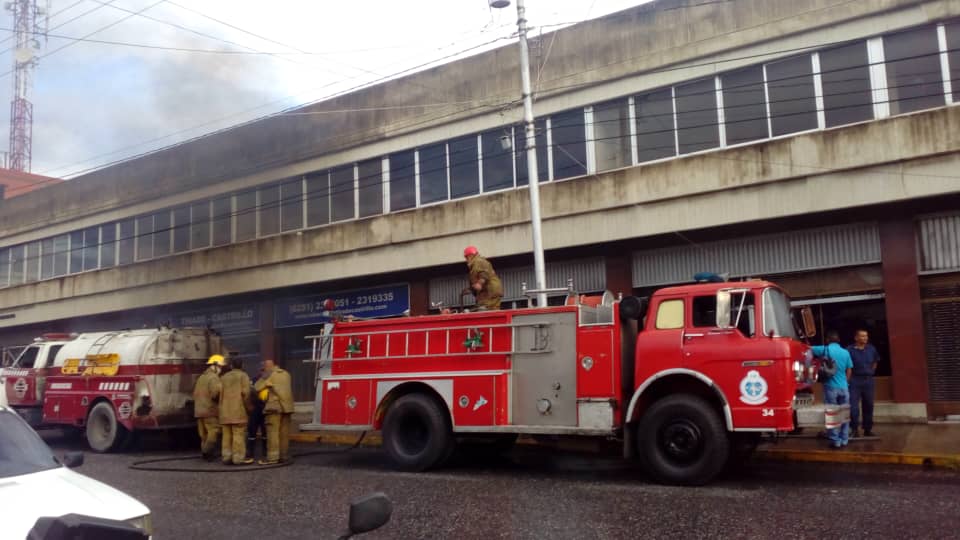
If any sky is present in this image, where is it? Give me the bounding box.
[0,0,651,180]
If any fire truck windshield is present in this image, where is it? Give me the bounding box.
[11,346,38,368]
[763,288,798,340]
[0,409,60,478]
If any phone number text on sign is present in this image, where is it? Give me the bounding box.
[276,285,409,328]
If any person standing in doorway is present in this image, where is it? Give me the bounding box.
[848,329,880,437]
[254,359,294,465]
[812,331,853,449]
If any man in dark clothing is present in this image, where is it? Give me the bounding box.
[847,329,881,437]
[246,364,266,460]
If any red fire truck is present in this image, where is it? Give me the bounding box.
[303,279,815,485]
[0,327,226,452]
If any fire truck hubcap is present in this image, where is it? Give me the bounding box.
[660,420,703,463]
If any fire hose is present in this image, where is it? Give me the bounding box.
[127,431,367,473]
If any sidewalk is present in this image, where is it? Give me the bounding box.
[289,412,960,470]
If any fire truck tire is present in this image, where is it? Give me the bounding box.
[382,394,454,471]
[85,402,129,453]
[637,394,730,486]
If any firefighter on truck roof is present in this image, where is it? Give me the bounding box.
[193,355,225,461]
[462,246,503,310]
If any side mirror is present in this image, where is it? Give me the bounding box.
[61,452,84,468]
[344,492,392,538]
[715,290,732,328]
[800,306,817,338]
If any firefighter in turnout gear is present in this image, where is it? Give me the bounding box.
[194,355,224,460]
[463,246,503,310]
[254,359,294,464]
[218,356,254,465]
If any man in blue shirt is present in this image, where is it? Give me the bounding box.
[847,329,881,437]
[812,331,853,448]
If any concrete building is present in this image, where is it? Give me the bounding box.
[0,168,61,200]
[1,0,959,416]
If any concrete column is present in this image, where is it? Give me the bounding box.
[409,280,430,316]
[879,219,929,405]
[605,253,633,298]
[259,299,276,362]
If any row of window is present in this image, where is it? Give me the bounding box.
[1,22,959,288]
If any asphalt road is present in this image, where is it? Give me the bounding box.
[44,434,960,540]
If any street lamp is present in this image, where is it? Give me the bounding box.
[490,0,548,308]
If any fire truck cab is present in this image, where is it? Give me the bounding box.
[305,279,813,485]
[0,327,225,453]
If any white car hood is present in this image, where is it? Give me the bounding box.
[0,466,149,538]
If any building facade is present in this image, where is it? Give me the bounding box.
[1,0,959,415]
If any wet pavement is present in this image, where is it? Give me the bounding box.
[44,432,960,540]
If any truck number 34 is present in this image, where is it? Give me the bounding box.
[761,408,775,417]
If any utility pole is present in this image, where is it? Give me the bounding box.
[7,0,47,172]
[491,0,548,307]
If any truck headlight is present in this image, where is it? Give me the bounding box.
[128,514,153,536]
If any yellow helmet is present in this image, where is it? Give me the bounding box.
[258,388,270,402]
[207,354,226,366]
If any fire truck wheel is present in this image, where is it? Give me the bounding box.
[85,401,129,453]
[382,394,453,471]
[637,394,729,486]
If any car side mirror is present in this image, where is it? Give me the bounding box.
[715,290,732,328]
[342,492,392,539]
[61,452,84,468]
[800,306,816,338]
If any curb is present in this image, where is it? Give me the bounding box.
[756,448,960,470]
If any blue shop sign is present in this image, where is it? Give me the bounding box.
[275,283,410,328]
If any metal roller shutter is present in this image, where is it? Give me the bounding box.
[633,222,881,287]
[922,283,960,402]
[919,214,960,273]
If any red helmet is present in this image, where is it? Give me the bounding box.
[463,246,479,258]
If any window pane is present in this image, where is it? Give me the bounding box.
[40,238,54,280]
[212,196,232,246]
[635,88,676,162]
[118,219,135,265]
[152,213,170,258]
[83,227,100,271]
[99,225,116,268]
[259,185,280,236]
[281,178,305,231]
[722,66,768,145]
[449,135,479,198]
[884,26,945,116]
[820,41,873,127]
[69,230,85,271]
[676,78,720,154]
[9,245,24,285]
[0,248,8,287]
[306,172,330,227]
[655,299,684,329]
[235,191,257,242]
[389,150,416,211]
[767,55,818,136]
[551,109,587,180]
[418,143,447,204]
[593,99,631,171]
[172,207,190,253]
[53,234,69,275]
[358,159,383,218]
[515,120,549,185]
[330,167,355,222]
[191,202,210,249]
[136,216,153,260]
[26,241,40,282]
[481,130,513,192]
[948,22,960,102]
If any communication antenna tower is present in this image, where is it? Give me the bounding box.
[6,0,48,172]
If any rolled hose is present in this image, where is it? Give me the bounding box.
[127,431,367,473]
